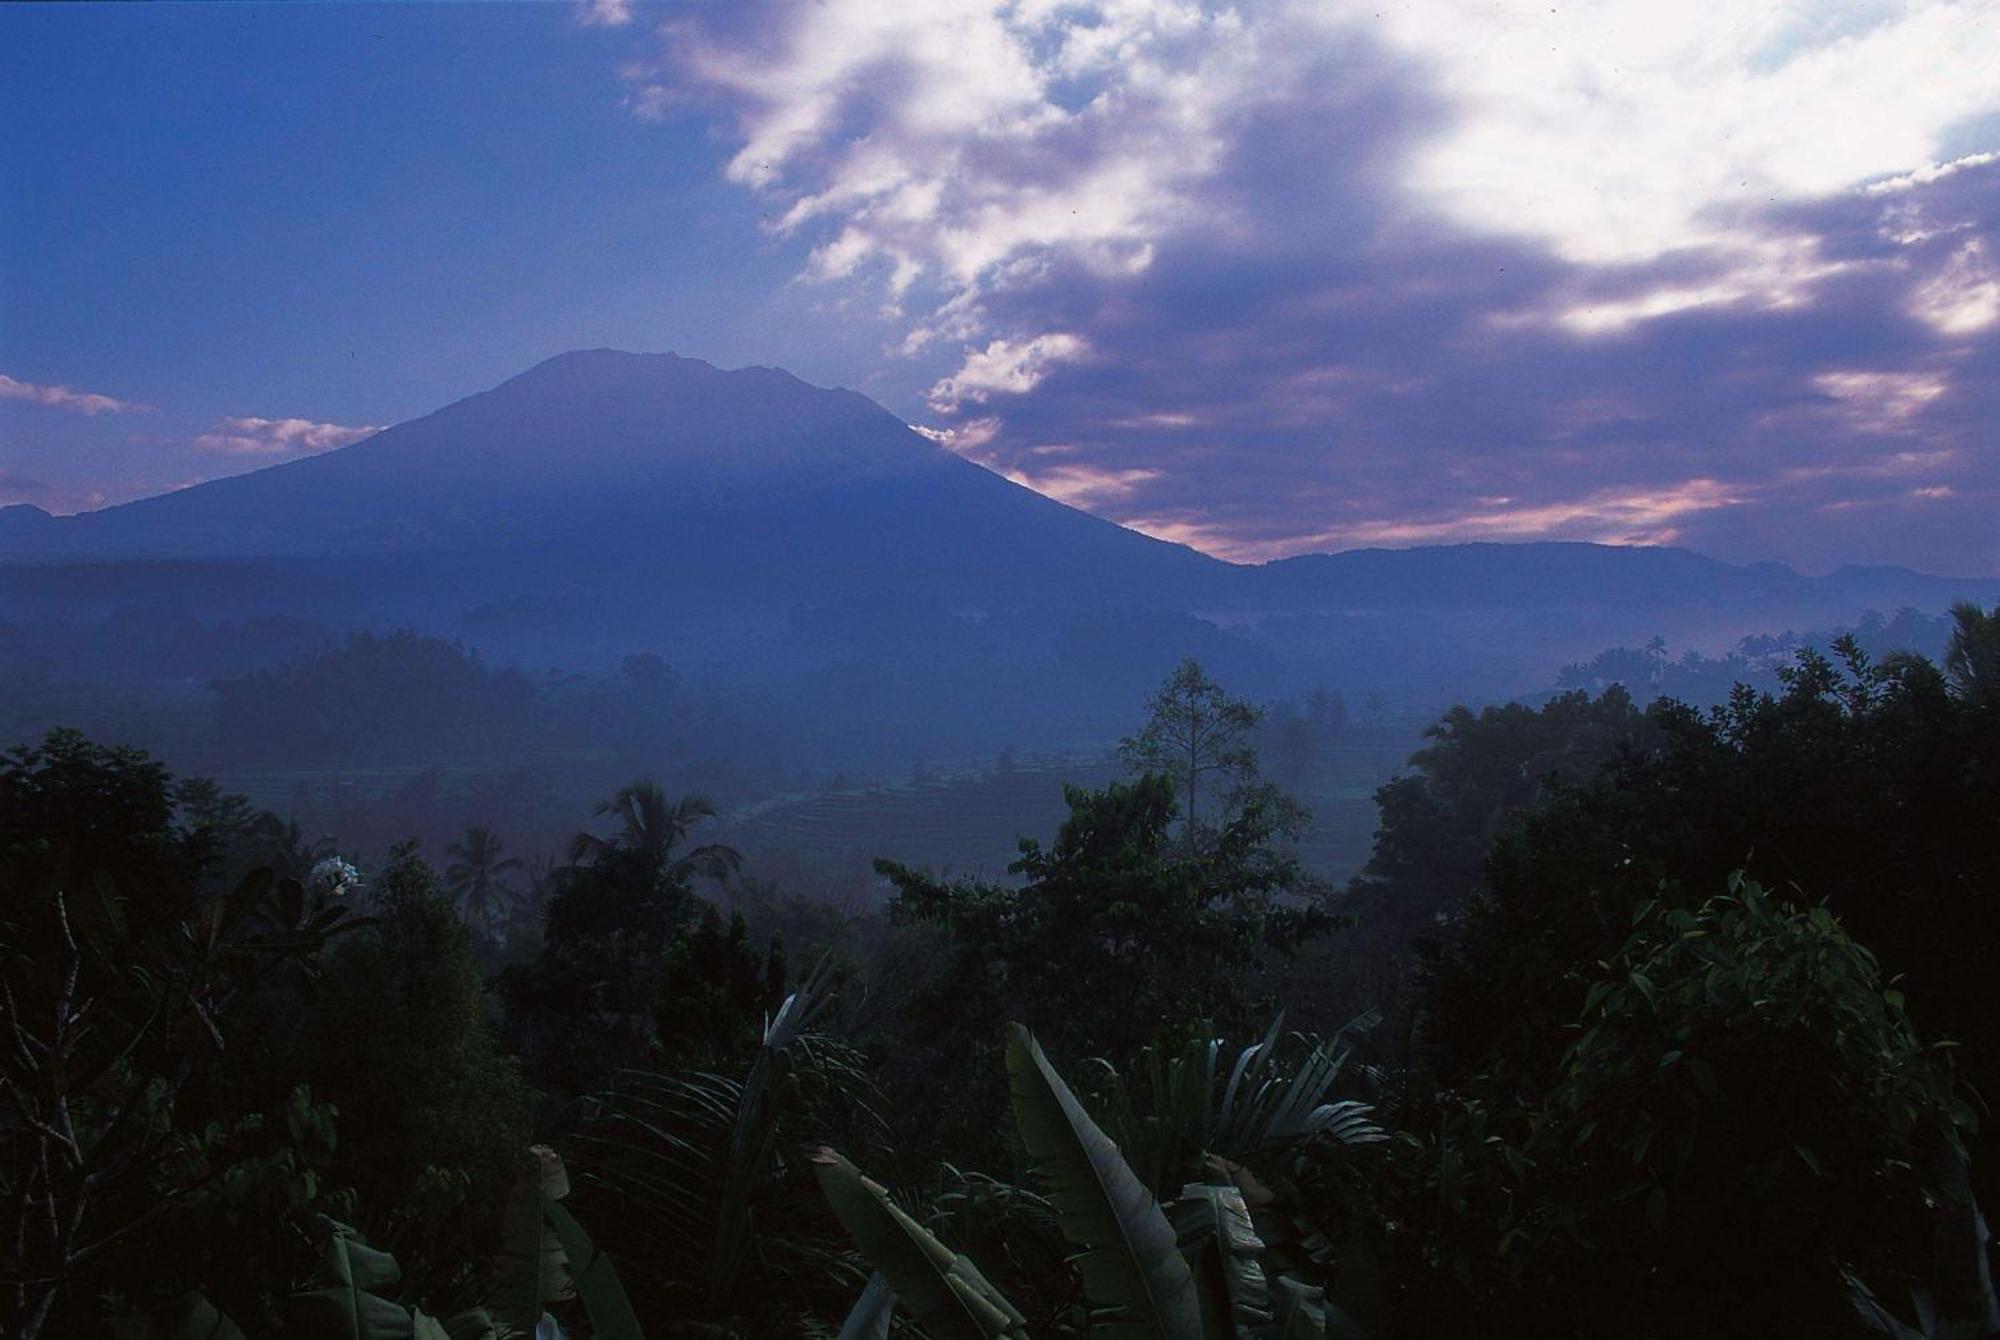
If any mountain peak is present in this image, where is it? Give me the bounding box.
[497,348,816,401]
[0,351,972,561]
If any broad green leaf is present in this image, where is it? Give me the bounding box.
[107,1291,248,1340]
[712,958,835,1304]
[835,1271,896,1340]
[1270,1277,1332,1339]
[490,1148,571,1339]
[811,1147,1028,1339]
[545,1199,643,1340]
[441,1309,499,1340]
[1006,1023,1202,1340]
[286,1219,419,1338]
[1173,1182,1273,1337]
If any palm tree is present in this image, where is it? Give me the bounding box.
[567,780,742,884]
[444,824,524,936]
[1944,601,2000,708]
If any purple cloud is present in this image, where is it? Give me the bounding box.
[607,1,2000,576]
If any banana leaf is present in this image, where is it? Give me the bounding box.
[811,1147,1029,1339]
[285,1218,422,1338]
[490,1147,574,1339]
[711,956,836,1304]
[1173,1182,1275,1338]
[835,1271,897,1340]
[1269,1278,1332,1340]
[545,1199,644,1340]
[105,1291,247,1340]
[1005,1023,1202,1340]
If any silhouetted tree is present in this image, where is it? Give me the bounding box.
[443,824,523,938]
[500,781,742,1093]
[1119,659,1260,848]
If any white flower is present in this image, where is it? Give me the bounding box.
[308,855,363,898]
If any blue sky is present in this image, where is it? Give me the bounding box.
[4,1,1998,576]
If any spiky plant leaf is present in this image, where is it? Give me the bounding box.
[811,1148,1029,1339]
[1005,1023,1202,1340]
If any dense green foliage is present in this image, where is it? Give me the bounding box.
[876,766,1330,1167]
[5,615,1998,1338]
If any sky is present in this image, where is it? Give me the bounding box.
[3,1,1998,577]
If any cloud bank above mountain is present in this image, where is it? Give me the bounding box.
[618,0,2000,573]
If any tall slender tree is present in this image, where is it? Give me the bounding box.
[443,823,524,937]
[1118,658,1264,850]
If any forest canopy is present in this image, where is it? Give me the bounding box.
[2,606,1997,1337]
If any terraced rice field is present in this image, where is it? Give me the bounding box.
[717,733,1418,886]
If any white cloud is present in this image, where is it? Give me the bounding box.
[640,1,2000,347]
[0,373,147,416]
[1302,478,1748,552]
[1910,238,2000,333]
[909,415,1002,453]
[928,333,1087,411]
[194,416,381,456]
[1813,369,1949,433]
[575,0,634,29]
[1867,150,2000,195]
[1376,1,2000,265]
[650,0,1278,348]
[997,461,1165,507]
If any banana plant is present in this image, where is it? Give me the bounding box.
[818,1024,1366,1339]
[486,1145,642,1340]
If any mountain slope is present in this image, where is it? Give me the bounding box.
[1,351,1988,655]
